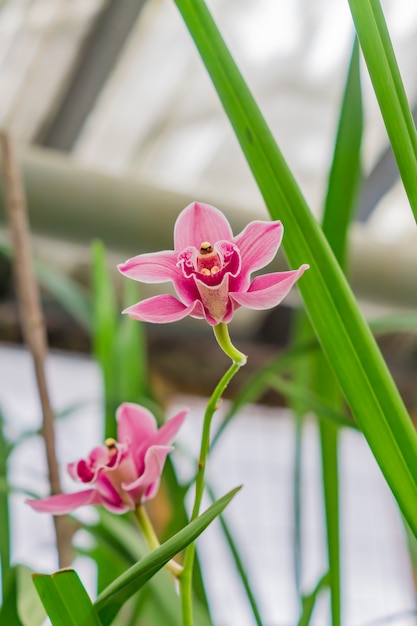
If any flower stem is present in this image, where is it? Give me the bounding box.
[180,354,245,625]
[134,505,183,577]
[213,323,247,365]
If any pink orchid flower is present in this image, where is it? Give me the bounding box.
[118,202,308,326]
[26,403,187,515]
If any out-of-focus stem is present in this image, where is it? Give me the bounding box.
[134,505,183,578]
[0,132,73,568]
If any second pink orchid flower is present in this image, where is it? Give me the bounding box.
[27,403,186,515]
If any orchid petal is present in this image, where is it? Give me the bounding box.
[174,202,233,250]
[99,500,131,514]
[232,221,283,291]
[230,265,309,310]
[95,473,134,512]
[117,403,157,449]
[122,445,172,503]
[117,250,178,284]
[26,489,102,514]
[123,294,205,323]
[123,409,187,476]
[68,445,112,483]
[148,410,187,448]
[171,274,201,306]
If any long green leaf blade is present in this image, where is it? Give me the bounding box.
[172,0,417,537]
[32,569,102,626]
[86,511,213,626]
[91,240,118,439]
[297,572,330,626]
[346,0,417,221]
[317,37,363,625]
[316,363,342,626]
[17,566,46,626]
[0,568,24,626]
[95,486,241,625]
[35,263,92,333]
[269,376,354,431]
[206,484,264,626]
[114,280,147,404]
[0,239,92,332]
[322,38,362,265]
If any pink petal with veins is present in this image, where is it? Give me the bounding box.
[117,403,157,448]
[68,445,114,482]
[123,295,205,323]
[122,445,172,503]
[133,410,187,474]
[150,410,188,447]
[174,202,233,250]
[117,250,178,284]
[95,472,134,512]
[26,489,102,514]
[232,221,283,290]
[230,265,309,310]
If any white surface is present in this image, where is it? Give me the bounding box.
[0,344,416,624]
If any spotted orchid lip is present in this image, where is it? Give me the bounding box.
[117,201,309,326]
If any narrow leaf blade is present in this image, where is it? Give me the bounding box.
[95,486,241,625]
[347,0,417,221]
[91,240,118,439]
[172,0,417,538]
[32,569,102,626]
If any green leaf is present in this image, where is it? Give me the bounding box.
[316,38,363,626]
[86,511,183,624]
[114,279,148,404]
[289,311,314,599]
[32,569,102,626]
[87,467,212,622]
[346,0,417,222]
[297,572,330,626]
[91,240,118,439]
[269,375,355,430]
[35,263,92,333]
[16,566,46,626]
[0,238,92,332]
[163,458,212,614]
[172,0,417,539]
[322,38,362,265]
[95,486,241,625]
[368,312,417,335]
[0,568,24,626]
[316,362,342,626]
[206,484,264,626]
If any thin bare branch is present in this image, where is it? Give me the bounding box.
[0,131,73,568]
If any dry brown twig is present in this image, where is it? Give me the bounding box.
[0,131,74,568]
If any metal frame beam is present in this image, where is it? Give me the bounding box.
[0,145,416,309]
[36,0,148,151]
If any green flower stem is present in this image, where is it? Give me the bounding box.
[134,505,183,578]
[180,348,245,626]
[213,323,247,366]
